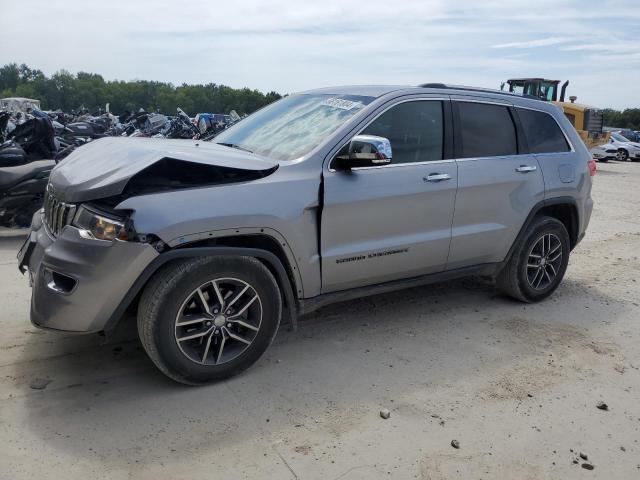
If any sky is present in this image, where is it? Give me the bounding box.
[2,0,639,109]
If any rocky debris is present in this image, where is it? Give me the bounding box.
[596,401,609,411]
[620,446,626,452]
[571,450,593,467]
[430,414,445,426]
[294,445,311,455]
[380,408,391,419]
[451,439,460,449]
[29,377,51,390]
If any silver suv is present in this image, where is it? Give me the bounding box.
[18,84,595,384]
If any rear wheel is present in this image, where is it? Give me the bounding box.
[137,256,282,384]
[497,216,570,303]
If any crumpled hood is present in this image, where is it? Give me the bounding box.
[49,137,278,203]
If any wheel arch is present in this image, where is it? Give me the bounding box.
[535,201,579,249]
[502,196,580,269]
[103,244,299,335]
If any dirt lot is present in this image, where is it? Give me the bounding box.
[1,160,639,479]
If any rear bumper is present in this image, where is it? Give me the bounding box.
[23,211,158,333]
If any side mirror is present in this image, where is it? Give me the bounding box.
[333,135,392,171]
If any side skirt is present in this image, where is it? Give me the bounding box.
[298,263,500,315]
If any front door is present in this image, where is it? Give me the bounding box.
[320,98,458,293]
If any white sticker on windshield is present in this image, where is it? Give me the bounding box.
[321,98,362,110]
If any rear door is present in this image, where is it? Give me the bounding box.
[447,97,545,269]
[320,98,458,293]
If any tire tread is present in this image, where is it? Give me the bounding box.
[137,256,281,385]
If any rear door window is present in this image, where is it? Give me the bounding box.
[362,100,444,164]
[518,108,570,154]
[457,102,518,158]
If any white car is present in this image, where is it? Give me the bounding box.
[608,132,640,161]
[590,143,618,162]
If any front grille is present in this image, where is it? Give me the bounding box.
[43,186,76,237]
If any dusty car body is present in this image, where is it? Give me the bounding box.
[19,84,594,383]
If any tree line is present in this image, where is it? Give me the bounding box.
[0,63,281,116]
[602,109,640,131]
[2,63,639,128]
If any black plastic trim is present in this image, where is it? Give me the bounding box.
[452,100,463,159]
[442,99,454,160]
[500,196,580,268]
[103,246,298,334]
[299,263,500,315]
[509,106,530,154]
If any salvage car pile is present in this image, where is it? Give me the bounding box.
[0,98,240,227]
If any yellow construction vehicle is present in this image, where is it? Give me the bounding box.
[501,78,609,149]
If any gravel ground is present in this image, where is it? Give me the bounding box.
[1,160,639,479]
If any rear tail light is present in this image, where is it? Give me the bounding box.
[588,159,597,176]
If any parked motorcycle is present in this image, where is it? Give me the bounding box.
[0,159,54,227]
[0,109,61,226]
[161,108,200,139]
[4,116,56,162]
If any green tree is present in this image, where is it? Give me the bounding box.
[0,63,282,115]
[603,108,640,130]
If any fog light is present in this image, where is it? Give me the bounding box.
[43,268,77,294]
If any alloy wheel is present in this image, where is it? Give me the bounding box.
[174,277,262,365]
[526,233,563,290]
[617,149,628,161]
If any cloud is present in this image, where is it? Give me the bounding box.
[491,37,573,49]
[1,0,639,108]
[560,41,640,53]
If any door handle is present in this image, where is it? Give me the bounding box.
[515,165,537,173]
[424,173,451,182]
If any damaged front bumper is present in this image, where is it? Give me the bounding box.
[19,210,159,333]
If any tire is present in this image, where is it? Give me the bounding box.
[617,149,629,162]
[137,256,282,385]
[497,216,570,303]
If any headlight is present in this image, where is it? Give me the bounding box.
[73,206,128,241]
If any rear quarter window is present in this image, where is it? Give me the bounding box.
[518,108,570,154]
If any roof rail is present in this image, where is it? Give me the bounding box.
[417,83,542,101]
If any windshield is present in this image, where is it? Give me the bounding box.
[612,132,631,142]
[213,94,374,161]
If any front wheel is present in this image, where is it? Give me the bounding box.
[137,256,282,384]
[497,216,570,303]
[617,149,629,161]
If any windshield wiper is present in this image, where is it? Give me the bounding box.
[216,142,253,154]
